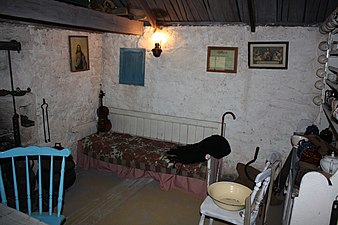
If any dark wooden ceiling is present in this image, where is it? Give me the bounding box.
[83,0,338,27]
[1,0,337,35]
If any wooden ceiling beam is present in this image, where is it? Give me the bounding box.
[0,0,144,35]
[247,0,256,32]
[134,0,157,28]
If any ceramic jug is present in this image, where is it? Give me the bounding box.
[320,152,338,174]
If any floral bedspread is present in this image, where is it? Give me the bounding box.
[79,132,207,180]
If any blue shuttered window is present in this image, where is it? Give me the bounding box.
[119,48,145,86]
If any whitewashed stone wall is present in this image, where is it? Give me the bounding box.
[0,20,103,160]
[0,20,324,174]
[102,25,324,173]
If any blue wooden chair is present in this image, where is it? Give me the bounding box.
[0,146,71,225]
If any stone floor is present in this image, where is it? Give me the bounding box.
[62,168,284,225]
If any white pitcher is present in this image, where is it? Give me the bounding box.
[320,152,338,174]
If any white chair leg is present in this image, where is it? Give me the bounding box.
[208,218,214,225]
[199,214,205,225]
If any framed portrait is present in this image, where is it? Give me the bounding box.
[207,46,238,73]
[248,42,289,69]
[69,36,89,72]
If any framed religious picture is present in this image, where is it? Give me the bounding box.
[248,42,289,69]
[207,47,238,73]
[69,36,89,72]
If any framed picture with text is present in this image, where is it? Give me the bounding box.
[69,36,89,72]
[248,42,289,69]
[207,46,238,73]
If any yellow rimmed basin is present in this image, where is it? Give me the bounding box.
[208,181,252,211]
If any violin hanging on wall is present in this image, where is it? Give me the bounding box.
[97,86,112,133]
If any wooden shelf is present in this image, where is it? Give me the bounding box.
[330,49,338,56]
[323,104,338,138]
[329,66,338,74]
[326,80,338,90]
[321,31,338,140]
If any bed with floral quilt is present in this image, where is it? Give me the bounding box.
[77,131,209,198]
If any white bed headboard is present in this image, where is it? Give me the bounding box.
[109,108,221,144]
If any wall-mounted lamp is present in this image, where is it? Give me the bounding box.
[151,30,167,58]
[152,43,162,57]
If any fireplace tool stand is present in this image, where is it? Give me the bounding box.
[0,40,24,147]
[0,41,39,212]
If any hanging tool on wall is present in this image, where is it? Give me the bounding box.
[41,98,51,143]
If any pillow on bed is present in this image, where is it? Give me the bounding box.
[166,135,231,164]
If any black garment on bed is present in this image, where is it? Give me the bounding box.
[166,135,231,164]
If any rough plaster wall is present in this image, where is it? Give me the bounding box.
[0,20,324,174]
[102,25,323,173]
[0,21,103,159]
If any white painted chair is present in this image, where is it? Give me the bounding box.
[199,158,281,225]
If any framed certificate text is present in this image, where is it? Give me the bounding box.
[207,47,238,73]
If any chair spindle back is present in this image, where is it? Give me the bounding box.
[0,146,70,224]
